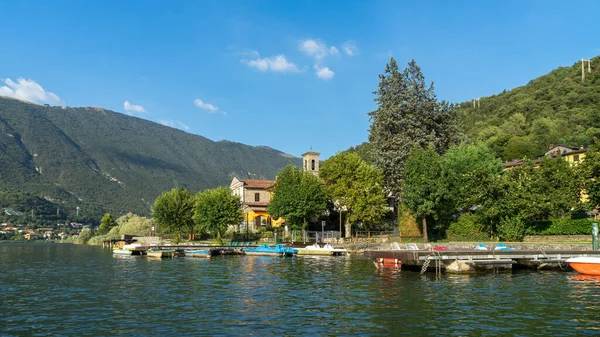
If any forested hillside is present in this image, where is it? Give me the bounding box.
[0,97,300,221]
[458,55,600,161]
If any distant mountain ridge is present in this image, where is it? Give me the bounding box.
[0,96,300,219]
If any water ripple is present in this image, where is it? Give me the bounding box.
[2,244,600,336]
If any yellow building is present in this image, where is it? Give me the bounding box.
[230,151,320,232]
[503,144,588,202]
[230,177,284,232]
[503,144,587,170]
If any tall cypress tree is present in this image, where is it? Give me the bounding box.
[368,58,457,204]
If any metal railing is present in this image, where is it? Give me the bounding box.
[351,231,399,243]
[289,230,341,243]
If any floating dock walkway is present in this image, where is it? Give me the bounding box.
[365,248,600,273]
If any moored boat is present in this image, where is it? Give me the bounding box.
[494,243,517,251]
[185,249,212,258]
[112,248,136,255]
[112,243,144,255]
[566,257,600,275]
[374,257,402,270]
[297,243,347,256]
[146,249,175,258]
[243,244,297,257]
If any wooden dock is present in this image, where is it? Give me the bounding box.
[145,245,247,256]
[365,249,600,273]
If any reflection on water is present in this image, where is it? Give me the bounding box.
[1,243,600,336]
[570,273,600,282]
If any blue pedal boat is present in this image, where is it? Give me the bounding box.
[185,249,212,258]
[242,244,297,257]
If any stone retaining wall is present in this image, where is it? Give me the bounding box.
[341,241,595,252]
[523,235,591,242]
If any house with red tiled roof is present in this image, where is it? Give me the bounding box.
[230,177,283,232]
[230,151,321,232]
[504,144,587,170]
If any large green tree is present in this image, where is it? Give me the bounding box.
[98,213,116,234]
[500,157,579,222]
[193,186,243,240]
[320,152,388,236]
[401,146,446,242]
[576,151,600,211]
[462,166,506,238]
[267,165,327,228]
[345,142,374,165]
[151,187,196,238]
[442,144,503,213]
[106,213,153,237]
[368,58,457,206]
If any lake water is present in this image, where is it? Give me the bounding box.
[1,243,599,336]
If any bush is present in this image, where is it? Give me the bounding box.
[87,234,109,244]
[525,220,552,235]
[112,213,152,237]
[261,231,274,238]
[446,213,489,241]
[255,226,275,238]
[221,230,234,240]
[76,227,94,244]
[527,218,595,235]
[497,217,525,242]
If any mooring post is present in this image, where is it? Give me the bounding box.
[592,223,598,250]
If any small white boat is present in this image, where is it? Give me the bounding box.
[566,257,600,275]
[297,243,347,256]
[123,243,144,251]
[113,243,144,255]
[112,249,137,255]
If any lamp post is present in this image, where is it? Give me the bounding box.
[245,212,249,239]
[321,221,325,243]
[593,223,598,251]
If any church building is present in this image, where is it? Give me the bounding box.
[230,151,320,232]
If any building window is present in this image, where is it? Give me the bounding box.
[311,159,316,171]
[255,193,260,202]
[574,154,579,162]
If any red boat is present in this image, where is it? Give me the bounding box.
[375,258,401,269]
[566,257,600,275]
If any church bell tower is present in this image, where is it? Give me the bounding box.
[301,150,320,176]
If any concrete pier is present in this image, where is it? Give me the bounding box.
[364,249,600,273]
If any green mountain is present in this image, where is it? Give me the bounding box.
[348,56,600,164]
[0,97,300,221]
[458,55,600,161]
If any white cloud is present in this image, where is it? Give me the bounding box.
[0,78,64,106]
[194,98,226,115]
[241,52,299,73]
[194,98,218,112]
[314,65,335,80]
[123,100,146,114]
[160,119,190,131]
[299,39,339,60]
[342,41,358,56]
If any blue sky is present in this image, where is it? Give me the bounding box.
[1,1,599,159]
